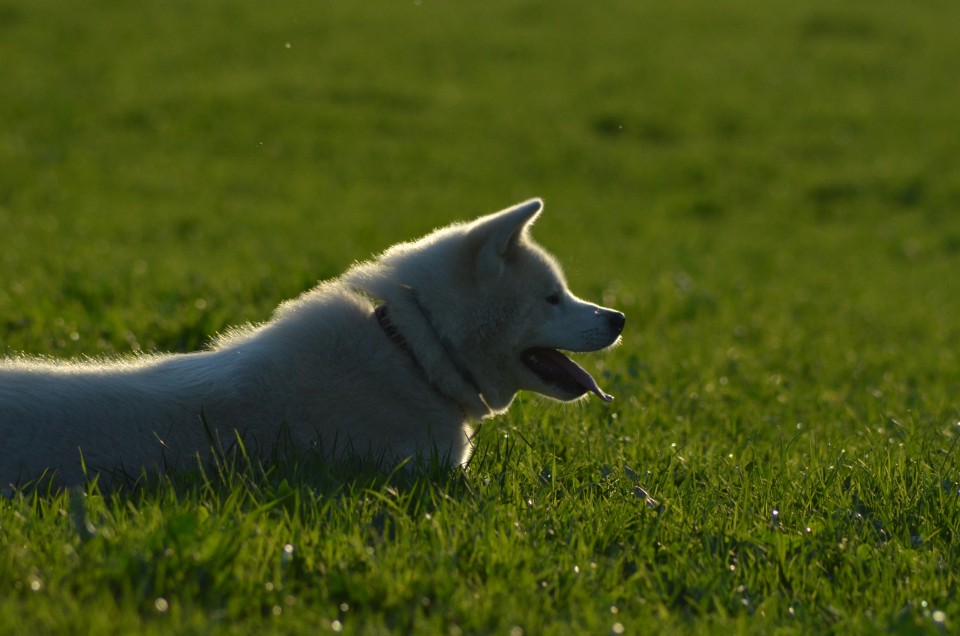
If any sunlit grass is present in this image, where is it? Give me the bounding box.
[2,0,960,633]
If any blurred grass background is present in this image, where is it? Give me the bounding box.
[3,0,957,358]
[2,0,960,632]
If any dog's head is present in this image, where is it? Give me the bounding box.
[346,199,625,413]
[458,199,624,408]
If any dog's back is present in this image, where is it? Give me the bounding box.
[0,352,243,486]
[0,280,474,488]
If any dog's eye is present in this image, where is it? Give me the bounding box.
[546,292,561,305]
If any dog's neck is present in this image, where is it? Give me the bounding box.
[400,285,484,394]
[374,294,490,419]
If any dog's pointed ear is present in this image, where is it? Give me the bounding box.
[484,198,543,256]
[471,198,543,279]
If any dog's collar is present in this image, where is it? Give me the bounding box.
[375,304,414,359]
[374,303,470,416]
[374,296,488,418]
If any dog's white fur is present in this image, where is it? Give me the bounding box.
[0,199,624,488]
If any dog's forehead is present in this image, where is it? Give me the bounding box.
[511,242,566,287]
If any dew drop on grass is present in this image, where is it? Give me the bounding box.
[281,543,294,565]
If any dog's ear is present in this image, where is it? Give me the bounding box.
[472,198,543,279]
[484,198,543,256]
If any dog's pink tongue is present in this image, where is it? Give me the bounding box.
[544,349,614,402]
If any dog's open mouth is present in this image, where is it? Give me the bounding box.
[521,347,613,402]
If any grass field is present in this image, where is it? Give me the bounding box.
[2,0,960,633]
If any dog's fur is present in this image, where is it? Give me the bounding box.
[0,199,624,488]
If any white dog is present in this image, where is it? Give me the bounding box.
[0,199,624,488]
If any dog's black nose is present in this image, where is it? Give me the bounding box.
[608,310,625,333]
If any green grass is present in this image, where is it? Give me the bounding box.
[2,0,960,633]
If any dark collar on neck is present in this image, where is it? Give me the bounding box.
[375,304,413,358]
[374,302,483,417]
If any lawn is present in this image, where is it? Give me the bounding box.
[2,0,959,633]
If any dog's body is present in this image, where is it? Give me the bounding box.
[0,199,624,488]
